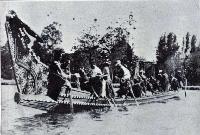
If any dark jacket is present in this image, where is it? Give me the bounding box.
[47,61,65,101]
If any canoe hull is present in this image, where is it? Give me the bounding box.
[15,91,179,113]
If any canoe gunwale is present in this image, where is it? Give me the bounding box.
[15,91,179,113]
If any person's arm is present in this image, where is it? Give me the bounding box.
[20,19,43,42]
[56,62,70,79]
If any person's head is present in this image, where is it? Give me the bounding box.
[7,10,17,20]
[159,70,163,74]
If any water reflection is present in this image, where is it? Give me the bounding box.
[14,113,74,133]
[118,106,129,112]
[2,85,200,135]
[88,108,112,121]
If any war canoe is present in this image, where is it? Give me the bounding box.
[14,89,179,113]
[5,16,179,114]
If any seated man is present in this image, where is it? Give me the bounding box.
[88,62,103,97]
[102,61,115,98]
[47,49,71,101]
[149,76,159,93]
[171,76,179,91]
[79,67,90,90]
[146,78,154,95]
[175,70,184,88]
[132,78,142,98]
[138,70,147,95]
[114,60,133,98]
[163,71,170,92]
[157,70,165,92]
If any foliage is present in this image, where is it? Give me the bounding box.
[156,32,179,73]
[182,33,200,85]
[185,32,190,54]
[71,13,137,74]
[32,22,62,65]
[1,42,14,79]
[190,35,197,53]
[185,52,200,85]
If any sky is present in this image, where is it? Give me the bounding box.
[0,0,200,61]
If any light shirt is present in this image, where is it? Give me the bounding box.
[91,65,102,77]
[102,66,111,81]
[120,65,131,80]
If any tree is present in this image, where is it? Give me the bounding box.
[71,13,137,74]
[71,20,102,72]
[1,42,14,79]
[197,42,200,51]
[190,35,197,53]
[156,32,179,74]
[32,22,62,65]
[185,32,190,54]
[183,34,200,85]
[185,52,200,85]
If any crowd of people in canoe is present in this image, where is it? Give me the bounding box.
[47,49,183,101]
[4,10,183,101]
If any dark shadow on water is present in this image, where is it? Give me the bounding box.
[172,96,181,100]
[14,113,74,133]
[89,111,102,119]
[118,106,129,112]
[88,108,111,121]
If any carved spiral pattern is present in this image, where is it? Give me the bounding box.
[6,22,49,95]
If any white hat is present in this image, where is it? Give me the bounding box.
[159,70,163,73]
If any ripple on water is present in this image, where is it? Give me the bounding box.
[2,85,200,135]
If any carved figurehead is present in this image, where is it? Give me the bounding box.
[5,10,48,95]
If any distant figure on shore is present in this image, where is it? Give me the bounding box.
[47,49,71,101]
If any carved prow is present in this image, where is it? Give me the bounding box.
[5,13,48,95]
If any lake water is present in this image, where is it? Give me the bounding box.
[1,85,200,135]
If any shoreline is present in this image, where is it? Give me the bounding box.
[1,79,16,85]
